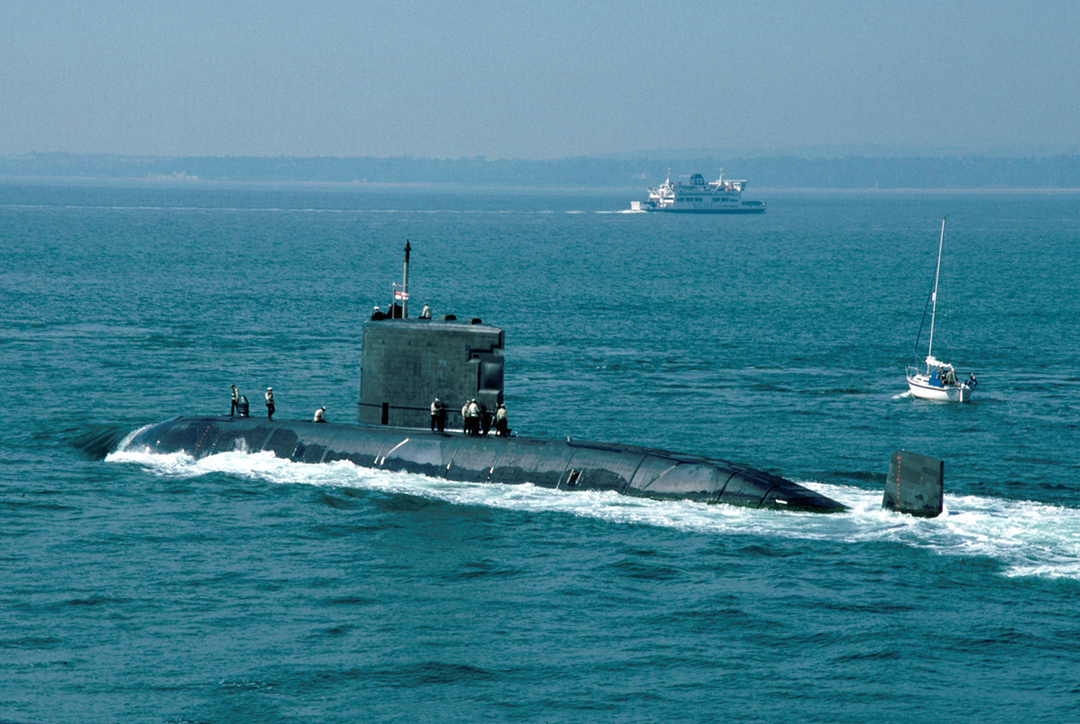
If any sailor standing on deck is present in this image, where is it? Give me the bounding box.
[431,398,445,431]
[467,399,481,436]
[265,387,275,420]
[231,384,239,416]
[420,303,431,319]
[495,402,509,437]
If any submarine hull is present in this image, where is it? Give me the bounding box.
[122,416,846,513]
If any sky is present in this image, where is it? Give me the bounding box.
[2,1,1078,160]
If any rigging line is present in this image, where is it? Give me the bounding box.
[912,285,934,365]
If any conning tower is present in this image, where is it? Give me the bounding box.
[358,318,504,428]
[358,240,504,429]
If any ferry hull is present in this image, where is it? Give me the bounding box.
[120,416,847,513]
[641,206,766,214]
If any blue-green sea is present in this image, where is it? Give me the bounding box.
[2,181,1079,723]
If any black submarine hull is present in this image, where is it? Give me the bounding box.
[121,416,846,513]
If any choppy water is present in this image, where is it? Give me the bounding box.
[3,181,1080,723]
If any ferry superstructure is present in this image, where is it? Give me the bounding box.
[631,172,766,213]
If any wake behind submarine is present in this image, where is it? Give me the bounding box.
[120,243,940,515]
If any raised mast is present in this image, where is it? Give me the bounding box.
[926,218,945,366]
[401,240,410,319]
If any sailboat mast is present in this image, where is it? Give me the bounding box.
[927,218,946,362]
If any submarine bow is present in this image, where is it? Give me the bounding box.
[121,416,847,513]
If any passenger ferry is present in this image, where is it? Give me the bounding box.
[631,171,766,213]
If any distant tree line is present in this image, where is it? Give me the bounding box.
[3,151,1080,189]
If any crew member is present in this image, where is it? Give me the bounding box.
[495,402,509,437]
[231,384,239,416]
[420,303,432,319]
[944,367,957,386]
[467,398,481,436]
[314,406,327,423]
[968,372,978,388]
[265,387,275,420]
[431,398,441,431]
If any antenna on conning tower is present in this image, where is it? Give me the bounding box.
[401,240,410,319]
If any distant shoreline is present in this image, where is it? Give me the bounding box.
[2,152,1079,190]
[4,177,1080,196]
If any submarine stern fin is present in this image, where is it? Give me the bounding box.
[883,450,944,518]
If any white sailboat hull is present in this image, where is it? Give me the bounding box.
[905,370,972,402]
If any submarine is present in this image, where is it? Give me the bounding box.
[116,242,848,513]
[122,310,847,511]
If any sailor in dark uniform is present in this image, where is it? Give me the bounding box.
[265,387,275,420]
[231,384,239,416]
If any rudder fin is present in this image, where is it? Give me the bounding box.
[883,450,944,517]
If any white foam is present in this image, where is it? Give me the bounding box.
[111,424,154,453]
[107,448,1080,580]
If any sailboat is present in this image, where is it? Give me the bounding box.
[905,218,976,402]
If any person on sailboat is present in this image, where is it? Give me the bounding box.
[944,367,957,386]
[968,372,978,388]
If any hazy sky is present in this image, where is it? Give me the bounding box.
[3,1,1077,159]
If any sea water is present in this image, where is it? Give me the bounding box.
[2,181,1079,723]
